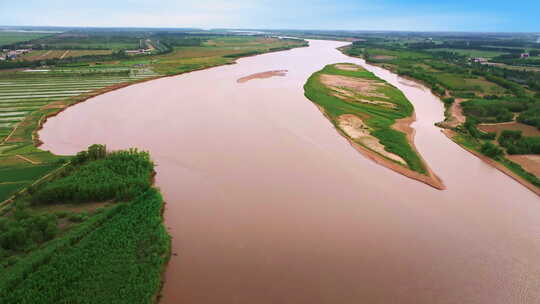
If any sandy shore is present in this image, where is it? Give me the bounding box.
[392,113,445,189]
[316,105,445,190]
[441,98,466,128]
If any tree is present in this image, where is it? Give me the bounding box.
[480,142,503,158]
[88,144,107,160]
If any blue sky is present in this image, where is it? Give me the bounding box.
[1,0,538,32]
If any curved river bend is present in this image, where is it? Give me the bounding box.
[40,40,540,304]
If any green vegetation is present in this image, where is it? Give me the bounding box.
[0,189,169,304]
[0,31,52,47]
[499,157,540,188]
[304,63,426,173]
[498,130,540,154]
[32,145,153,204]
[0,156,64,202]
[480,142,503,157]
[461,98,526,123]
[150,36,306,75]
[426,48,507,58]
[518,104,540,129]
[0,146,170,304]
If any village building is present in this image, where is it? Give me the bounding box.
[125,48,152,55]
[2,48,32,60]
[472,57,488,63]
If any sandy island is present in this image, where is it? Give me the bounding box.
[237,70,288,83]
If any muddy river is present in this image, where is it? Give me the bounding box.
[39,40,540,304]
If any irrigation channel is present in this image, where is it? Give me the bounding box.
[40,40,540,304]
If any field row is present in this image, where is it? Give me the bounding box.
[0,71,157,141]
[16,50,113,61]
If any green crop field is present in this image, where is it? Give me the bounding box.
[151,36,306,75]
[0,31,51,46]
[426,48,507,58]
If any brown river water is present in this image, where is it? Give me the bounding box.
[40,40,540,304]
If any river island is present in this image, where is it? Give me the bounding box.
[304,63,444,189]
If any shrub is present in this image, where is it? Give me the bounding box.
[442,97,455,105]
[480,132,497,140]
[67,213,86,223]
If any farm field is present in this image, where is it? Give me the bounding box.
[0,31,51,46]
[478,122,540,137]
[23,34,140,50]
[151,36,307,74]
[426,48,507,58]
[17,50,113,61]
[433,73,506,94]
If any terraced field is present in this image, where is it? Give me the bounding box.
[0,67,160,202]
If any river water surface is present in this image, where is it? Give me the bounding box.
[40,40,540,304]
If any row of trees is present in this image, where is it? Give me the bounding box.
[498,130,540,154]
[517,105,540,130]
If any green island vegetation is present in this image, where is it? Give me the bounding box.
[0,145,171,303]
[0,28,307,202]
[338,32,540,190]
[304,63,427,174]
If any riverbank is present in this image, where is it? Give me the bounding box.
[34,48,303,148]
[443,129,540,196]
[340,46,540,195]
[304,63,444,190]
